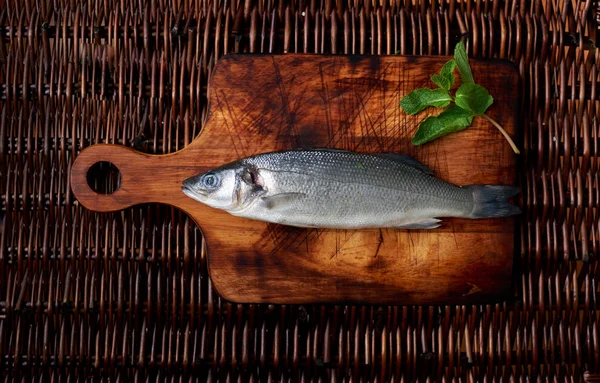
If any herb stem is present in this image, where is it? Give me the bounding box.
[481,113,520,154]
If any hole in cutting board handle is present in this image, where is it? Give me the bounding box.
[86,161,122,194]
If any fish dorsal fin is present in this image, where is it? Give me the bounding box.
[375,153,434,175]
[300,148,350,153]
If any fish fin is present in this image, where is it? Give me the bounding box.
[261,193,306,210]
[375,153,434,175]
[395,219,441,230]
[465,185,521,218]
[301,147,351,154]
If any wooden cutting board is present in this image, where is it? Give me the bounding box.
[71,54,520,305]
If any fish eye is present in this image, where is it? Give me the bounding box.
[202,173,219,189]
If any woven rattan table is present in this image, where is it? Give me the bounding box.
[1,0,598,381]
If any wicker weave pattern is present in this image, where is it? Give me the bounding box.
[1,0,598,381]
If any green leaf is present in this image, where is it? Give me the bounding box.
[412,105,474,145]
[454,41,474,84]
[454,83,494,116]
[430,60,456,90]
[400,88,452,115]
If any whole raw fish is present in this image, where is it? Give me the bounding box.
[182,149,520,229]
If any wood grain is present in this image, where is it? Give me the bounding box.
[71,54,520,305]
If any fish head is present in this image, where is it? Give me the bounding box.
[182,167,238,209]
[182,164,265,211]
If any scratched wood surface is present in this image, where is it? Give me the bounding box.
[71,54,520,305]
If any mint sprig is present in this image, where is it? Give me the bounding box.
[400,41,520,154]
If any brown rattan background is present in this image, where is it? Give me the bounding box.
[1,0,599,381]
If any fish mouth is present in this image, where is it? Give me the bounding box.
[181,184,207,202]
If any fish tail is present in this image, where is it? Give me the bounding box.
[465,185,521,218]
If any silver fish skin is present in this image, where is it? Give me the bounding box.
[181,149,520,229]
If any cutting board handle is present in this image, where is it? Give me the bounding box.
[71,144,207,213]
[71,144,155,211]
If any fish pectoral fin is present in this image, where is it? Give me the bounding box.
[260,193,307,210]
[394,219,441,230]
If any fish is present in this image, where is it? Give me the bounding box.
[181,149,520,229]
